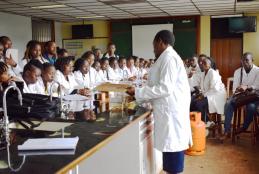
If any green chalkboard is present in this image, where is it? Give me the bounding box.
[174,28,196,59]
[111,22,132,57]
[111,18,197,59]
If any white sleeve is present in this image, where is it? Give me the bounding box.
[204,71,221,97]
[135,58,177,102]
[233,69,240,93]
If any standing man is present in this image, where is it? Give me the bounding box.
[103,43,119,59]
[127,30,192,174]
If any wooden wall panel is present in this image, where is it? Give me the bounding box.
[211,38,242,85]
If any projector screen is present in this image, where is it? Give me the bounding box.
[132,24,173,59]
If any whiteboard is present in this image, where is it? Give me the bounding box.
[132,24,173,59]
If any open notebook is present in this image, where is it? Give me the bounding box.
[18,137,79,151]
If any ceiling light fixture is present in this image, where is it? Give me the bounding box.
[76,16,105,19]
[31,4,67,9]
[211,14,243,18]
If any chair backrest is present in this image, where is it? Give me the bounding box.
[226,77,234,98]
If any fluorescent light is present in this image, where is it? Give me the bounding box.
[76,16,105,19]
[211,14,243,18]
[31,4,67,9]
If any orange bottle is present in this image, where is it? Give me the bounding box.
[186,112,206,156]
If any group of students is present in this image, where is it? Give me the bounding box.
[0,36,154,98]
[185,53,259,141]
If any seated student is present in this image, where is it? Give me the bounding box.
[36,62,56,95]
[221,52,259,141]
[183,58,191,71]
[43,41,57,65]
[73,58,92,88]
[108,57,120,81]
[93,60,103,81]
[0,36,22,76]
[126,56,138,80]
[103,43,119,59]
[57,48,69,58]
[20,40,48,69]
[187,55,201,78]
[138,58,148,79]
[117,56,127,80]
[191,57,226,125]
[0,62,18,87]
[98,58,109,81]
[22,59,43,93]
[54,57,89,96]
[81,51,101,84]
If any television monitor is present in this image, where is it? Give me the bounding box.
[72,25,93,39]
[229,16,256,33]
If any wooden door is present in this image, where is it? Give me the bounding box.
[211,38,242,85]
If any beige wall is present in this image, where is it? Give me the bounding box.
[243,13,259,65]
[200,16,211,56]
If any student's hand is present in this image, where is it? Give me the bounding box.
[5,55,17,67]
[126,86,135,96]
[128,76,136,81]
[78,88,91,96]
[8,76,20,83]
[236,85,248,93]
[143,74,148,80]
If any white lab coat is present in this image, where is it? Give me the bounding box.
[21,78,40,94]
[98,69,109,82]
[136,67,148,78]
[126,66,138,78]
[200,68,226,114]
[117,67,128,80]
[107,67,120,81]
[54,70,80,95]
[35,77,59,96]
[135,46,192,152]
[233,65,259,93]
[19,57,49,72]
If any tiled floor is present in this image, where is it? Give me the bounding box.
[161,135,259,174]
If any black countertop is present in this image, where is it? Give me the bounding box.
[0,106,149,174]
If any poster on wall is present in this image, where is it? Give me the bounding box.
[63,38,109,59]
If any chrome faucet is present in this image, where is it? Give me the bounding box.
[50,81,65,117]
[3,84,23,146]
[50,81,62,102]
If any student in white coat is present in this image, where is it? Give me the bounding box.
[82,51,102,85]
[54,57,89,96]
[117,57,128,80]
[74,58,92,88]
[98,58,110,82]
[21,59,43,93]
[221,52,259,141]
[126,56,138,80]
[20,40,49,70]
[36,62,57,95]
[191,58,226,123]
[127,30,192,174]
[108,57,120,81]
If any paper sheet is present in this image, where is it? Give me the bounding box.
[9,121,73,132]
[63,94,90,101]
[18,137,79,151]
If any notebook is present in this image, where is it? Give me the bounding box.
[18,137,79,151]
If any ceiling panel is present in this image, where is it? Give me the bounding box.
[0,0,259,21]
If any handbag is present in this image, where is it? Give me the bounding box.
[232,89,259,108]
[5,93,60,120]
[232,67,259,108]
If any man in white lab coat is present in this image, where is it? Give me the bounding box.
[127,30,192,174]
